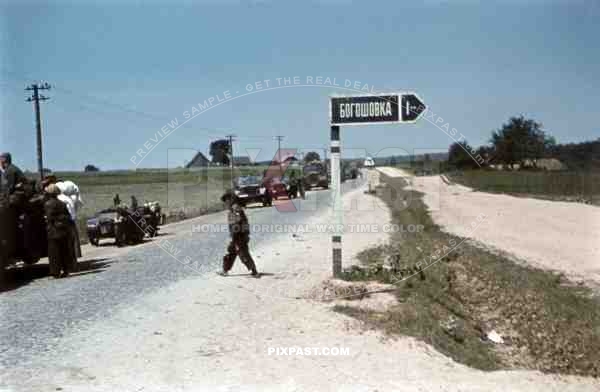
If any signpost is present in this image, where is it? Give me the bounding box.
[328,93,426,277]
[330,93,425,126]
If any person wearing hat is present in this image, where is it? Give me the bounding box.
[43,183,75,278]
[219,190,259,277]
[0,152,26,196]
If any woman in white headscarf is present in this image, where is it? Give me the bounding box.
[55,180,82,262]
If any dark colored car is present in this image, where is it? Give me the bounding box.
[87,204,159,247]
[234,176,272,207]
[264,177,289,199]
[86,208,119,246]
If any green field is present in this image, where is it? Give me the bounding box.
[448,170,600,205]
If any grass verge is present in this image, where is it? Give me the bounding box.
[334,173,600,376]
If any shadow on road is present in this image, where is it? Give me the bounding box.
[221,272,276,278]
[1,257,112,293]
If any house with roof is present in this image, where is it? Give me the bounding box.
[185,152,210,169]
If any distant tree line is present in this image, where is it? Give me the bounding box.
[448,115,599,171]
[545,139,600,170]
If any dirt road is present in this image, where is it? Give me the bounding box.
[3,174,598,391]
[378,167,600,289]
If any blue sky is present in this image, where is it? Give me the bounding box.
[1,0,599,171]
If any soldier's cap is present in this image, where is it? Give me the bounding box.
[0,152,11,162]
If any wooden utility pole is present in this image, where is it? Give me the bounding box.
[26,82,51,181]
[226,134,236,189]
[275,135,284,175]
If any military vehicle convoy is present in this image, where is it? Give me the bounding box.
[302,161,329,190]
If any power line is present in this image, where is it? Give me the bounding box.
[54,85,238,139]
[25,82,51,181]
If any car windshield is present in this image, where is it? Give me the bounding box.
[237,176,261,186]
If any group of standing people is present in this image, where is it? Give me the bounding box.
[42,176,82,277]
[0,152,81,279]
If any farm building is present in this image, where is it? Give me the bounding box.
[185,152,210,168]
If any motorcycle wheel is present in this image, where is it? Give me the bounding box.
[114,227,126,247]
[0,255,8,286]
[22,256,40,265]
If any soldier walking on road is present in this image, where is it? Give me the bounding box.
[219,190,259,277]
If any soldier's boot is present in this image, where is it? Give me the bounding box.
[238,244,258,276]
[222,245,236,274]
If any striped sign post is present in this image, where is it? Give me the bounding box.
[329,93,426,277]
[330,125,342,277]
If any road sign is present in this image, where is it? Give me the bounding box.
[330,93,426,125]
[328,91,425,278]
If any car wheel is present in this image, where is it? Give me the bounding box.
[89,235,99,246]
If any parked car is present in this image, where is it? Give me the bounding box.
[263,176,289,199]
[87,202,160,247]
[234,176,272,207]
[86,208,119,246]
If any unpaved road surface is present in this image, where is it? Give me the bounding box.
[2,174,599,391]
[378,167,600,289]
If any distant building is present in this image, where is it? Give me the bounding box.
[185,152,210,168]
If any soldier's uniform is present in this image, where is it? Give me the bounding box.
[44,186,75,278]
[221,192,258,276]
[0,153,26,196]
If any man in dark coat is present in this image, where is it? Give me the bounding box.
[0,152,26,196]
[44,184,75,278]
[220,190,258,277]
